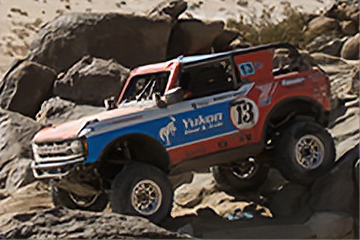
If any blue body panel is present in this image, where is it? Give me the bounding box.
[84,100,238,163]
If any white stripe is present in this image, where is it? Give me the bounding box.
[88,83,254,137]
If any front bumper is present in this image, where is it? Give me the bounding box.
[31,157,85,179]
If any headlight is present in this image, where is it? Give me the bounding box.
[70,140,84,154]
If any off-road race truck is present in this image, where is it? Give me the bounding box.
[31,42,335,223]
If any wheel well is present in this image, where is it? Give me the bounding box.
[264,98,329,143]
[96,134,170,188]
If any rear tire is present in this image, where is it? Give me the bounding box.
[212,158,269,191]
[51,184,108,212]
[274,121,335,185]
[110,162,173,223]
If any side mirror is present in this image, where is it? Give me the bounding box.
[104,96,117,110]
[164,87,184,105]
[152,93,167,108]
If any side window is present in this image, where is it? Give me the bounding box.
[179,59,234,99]
[122,72,169,102]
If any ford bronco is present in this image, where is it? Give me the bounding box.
[31,42,335,223]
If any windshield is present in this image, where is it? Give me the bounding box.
[121,71,170,103]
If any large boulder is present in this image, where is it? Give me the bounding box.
[306,16,341,36]
[0,109,41,190]
[0,181,52,216]
[28,13,174,73]
[306,35,348,57]
[340,20,358,36]
[212,29,241,52]
[0,208,187,239]
[54,56,129,106]
[36,97,104,126]
[324,0,359,25]
[311,52,357,98]
[341,33,359,60]
[309,145,358,214]
[351,69,359,96]
[167,19,225,59]
[265,183,310,217]
[0,60,56,118]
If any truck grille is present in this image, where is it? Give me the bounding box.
[33,139,86,162]
[32,139,86,178]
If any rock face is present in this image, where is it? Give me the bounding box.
[28,13,174,72]
[36,97,104,126]
[0,109,41,190]
[0,208,188,239]
[54,56,129,106]
[341,33,359,60]
[0,60,56,118]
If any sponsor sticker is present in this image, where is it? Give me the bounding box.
[238,62,255,77]
[182,112,223,135]
[159,117,177,145]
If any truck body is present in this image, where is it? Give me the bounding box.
[31,42,333,222]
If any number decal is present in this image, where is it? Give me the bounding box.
[230,98,259,129]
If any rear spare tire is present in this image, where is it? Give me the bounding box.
[110,162,173,223]
[275,121,335,184]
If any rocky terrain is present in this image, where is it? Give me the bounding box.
[0,0,358,239]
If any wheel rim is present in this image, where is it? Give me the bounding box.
[295,134,325,169]
[232,158,258,179]
[69,192,100,208]
[131,179,162,216]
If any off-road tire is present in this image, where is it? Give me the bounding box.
[212,159,269,191]
[110,162,173,223]
[51,184,108,212]
[275,121,335,185]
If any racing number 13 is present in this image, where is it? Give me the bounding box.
[236,100,254,124]
[230,98,259,129]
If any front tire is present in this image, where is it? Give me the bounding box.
[212,158,269,191]
[274,121,335,184]
[110,162,173,223]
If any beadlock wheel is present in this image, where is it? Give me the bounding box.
[232,158,259,179]
[295,134,325,170]
[131,179,162,216]
[212,158,269,191]
[110,162,173,223]
[274,121,335,185]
